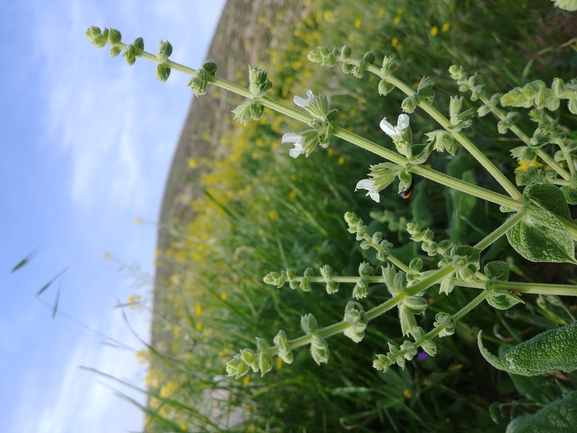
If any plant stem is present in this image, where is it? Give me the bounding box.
[456,279,577,296]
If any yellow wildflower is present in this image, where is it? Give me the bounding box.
[378,8,384,16]
[242,375,250,387]
[338,156,345,165]
[289,190,297,201]
[397,7,404,14]
[134,216,144,226]
[220,292,228,301]
[515,158,540,171]
[391,37,399,47]
[442,22,450,32]
[431,26,438,36]
[403,388,412,398]
[355,18,361,28]
[195,323,202,331]
[269,209,280,220]
[393,16,401,25]
[276,357,283,370]
[195,303,202,315]
[327,148,334,156]
[188,158,197,168]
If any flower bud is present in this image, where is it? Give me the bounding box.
[155,64,171,82]
[133,37,144,50]
[226,355,250,379]
[307,49,323,63]
[340,45,351,59]
[91,28,109,49]
[326,280,339,294]
[109,46,122,58]
[434,312,456,337]
[85,26,102,40]
[249,102,264,120]
[301,313,318,334]
[373,354,391,372]
[122,44,136,66]
[352,277,369,299]
[202,59,218,75]
[310,335,329,365]
[274,330,294,364]
[157,40,173,62]
[358,261,374,277]
[362,51,375,65]
[240,349,259,372]
[107,28,122,45]
[258,352,273,376]
[341,63,354,74]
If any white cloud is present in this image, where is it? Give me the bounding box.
[17,308,149,433]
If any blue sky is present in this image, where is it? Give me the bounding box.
[0,0,225,431]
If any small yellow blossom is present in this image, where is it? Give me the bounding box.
[269,209,280,220]
[188,158,197,168]
[350,107,357,116]
[515,158,540,171]
[195,303,202,315]
[134,216,144,226]
[220,292,228,301]
[276,357,283,370]
[450,363,463,371]
[258,229,265,237]
[195,323,202,331]
[127,294,141,310]
[242,375,250,387]
[442,22,450,32]
[378,8,384,15]
[355,18,361,28]
[403,388,412,398]
[393,16,401,25]
[180,424,187,431]
[102,252,112,260]
[135,349,149,365]
[288,190,297,201]
[348,34,355,42]
[338,156,345,165]
[431,26,438,36]
[397,7,404,14]
[172,327,181,336]
[391,37,399,47]
[327,148,334,156]
[257,15,264,24]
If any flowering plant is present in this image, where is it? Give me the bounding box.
[87,6,577,429]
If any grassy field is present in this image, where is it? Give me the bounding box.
[141,0,577,431]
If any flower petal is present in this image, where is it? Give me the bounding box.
[355,179,375,192]
[397,114,410,129]
[282,132,301,144]
[369,192,381,203]
[379,117,395,135]
[293,90,314,107]
[289,143,303,158]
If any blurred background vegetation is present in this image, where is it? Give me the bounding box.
[133,0,577,431]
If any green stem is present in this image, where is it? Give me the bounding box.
[474,209,526,250]
[456,279,577,296]
[415,291,488,346]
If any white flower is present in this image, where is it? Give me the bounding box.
[282,132,305,158]
[355,179,380,203]
[294,90,314,107]
[380,114,410,137]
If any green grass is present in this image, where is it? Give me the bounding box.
[137,0,577,431]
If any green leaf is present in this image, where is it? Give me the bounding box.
[561,186,577,205]
[506,203,576,263]
[523,182,571,220]
[486,289,523,310]
[506,391,577,433]
[478,321,577,376]
[484,261,510,281]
